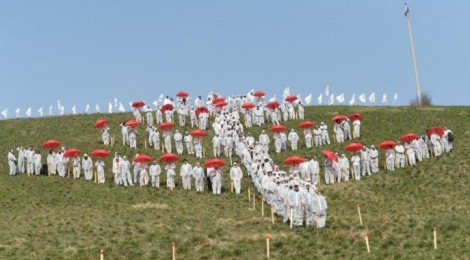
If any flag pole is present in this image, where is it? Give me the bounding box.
[404,3,422,105]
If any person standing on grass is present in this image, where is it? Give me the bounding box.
[17,146,25,174]
[95,158,106,184]
[369,145,379,173]
[174,130,184,155]
[351,152,361,180]
[193,162,204,192]
[72,154,81,179]
[163,129,172,153]
[323,156,335,185]
[165,162,176,191]
[339,154,350,181]
[82,154,93,180]
[26,146,35,175]
[210,165,222,195]
[112,157,122,185]
[288,129,299,151]
[8,148,17,176]
[149,160,161,188]
[139,163,149,187]
[34,150,42,176]
[320,122,330,145]
[229,162,243,194]
[288,182,304,227]
[395,141,405,168]
[184,132,194,155]
[353,116,361,139]
[343,119,352,141]
[101,125,110,145]
[121,122,129,146]
[386,147,395,171]
[121,156,133,186]
[180,159,193,190]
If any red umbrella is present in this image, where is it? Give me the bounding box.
[125,119,139,127]
[176,91,189,98]
[42,139,61,149]
[91,149,110,158]
[242,103,255,109]
[401,132,419,143]
[160,103,174,112]
[299,121,315,129]
[379,140,397,150]
[190,129,206,137]
[265,101,280,109]
[253,90,266,97]
[285,95,297,102]
[204,158,225,168]
[159,153,179,163]
[322,150,339,162]
[270,124,287,132]
[195,106,209,117]
[284,156,305,165]
[63,148,81,158]
[212,97,225,104]
[349,112,364,121]
[214,101,228,107]
[159,122,174,130]
[345,143,364,152]
[332,115,348,122]
[94,118,108,128]
[133,154,152,163]
[427,127,444,137]
[132,101,145,108]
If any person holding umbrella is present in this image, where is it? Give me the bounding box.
[210,165,223,195]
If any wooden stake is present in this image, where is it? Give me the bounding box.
[100,249,104,260]
[94,169,97,183]
[357,204,363,226]
[231,181,234,193]
[172,242,176,260]
[253,194,256,210]
[248,188,251,202]
[48,164,51,177]
[145,140,147,149]
[261,199,264,216]
[364,233,370,253]
[265,235,271,258]
[271,206,275,224]
[290,208,293,229]
[433,227,437,249]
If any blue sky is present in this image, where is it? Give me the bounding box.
[0,0,469,116]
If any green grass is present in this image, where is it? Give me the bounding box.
[0,106,469,259]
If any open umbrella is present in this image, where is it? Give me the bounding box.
[214,101,228,107]
[322,150,339,162]
[242,103,255,109]
[195,106,209,117]
[401,132,418,143]
[332,115,348,122]
[265,101,280,109]
[190,129,206,137]
[379,140,397,149]
[132,101,145,108]
[176,91,189,98]
[91,149,110,158]
[63,148,81,158]
[345,143,364,152]
[349,112,363,121]
[427,126,444,137]
[42,139,61,149]
[212,96,225,104]
[160,103,174,112]
[299,121,315,129]
[94,118,108,128]
[125,119,139,127]
[159,153,179,163]
[270,124,287,133]
[159,122,174,130]
[285,95,297,102]
[252,90,265,97]
[204,158,225,168]
[133,154,152,163]
[284,156,305,165]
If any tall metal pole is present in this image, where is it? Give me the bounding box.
[404,3,422,105]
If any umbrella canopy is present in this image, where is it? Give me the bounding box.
[401,132,419,143]
[132,101,145,108]
[253,90,265,97]
[91,149,110,158]
[285,95,297,102]
[270,124,287,133]
[299,121,315,129]
[345,143,364,152]
[160,103,174,112]
[284,156,305,165]
[322,150,339,162]
[379,140,397,149]
[266,101,280,109]
[332,115,348,122]
[176,91,189,98]
[125,119,139,127]
[195,106,209,117]
[190,129,206,137]
[159,122,174,130]
[204,158,225,168]
[214,101,228,107]
[212,96,225,104]
[94,118,108,128]
[42,139,61,149]
[241,103,255,109]
[349,112,364,121]
[133,154,152,163]
[159,153,179,163]
[427,126,445,137]
[63,148,81,158]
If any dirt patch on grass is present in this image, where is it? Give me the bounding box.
[132,203,169,210]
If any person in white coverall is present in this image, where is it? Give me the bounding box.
[120,156,133,186]
[8,149,17,176]
[210,166,222,195]
[229,162,243,194]
[192,162,205,192]
[95,158,106,184]
[174,130,184,155]
[149,160,161,188]
[82,154,93,180]
[288,129,299,151]
[180,159,193,190]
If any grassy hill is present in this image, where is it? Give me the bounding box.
[0,106,468,259]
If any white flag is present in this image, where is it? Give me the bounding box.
[129,102,133,110]
[336,93,345,104]
[283,87,290,99]
[369,92,376,104]
[49,106,53,116]
[318,94,323,105]
[25,107,32,117]
[304,94,312,105]
[15,108,20,118]
[325,85,330,97]
[108,102,113,114]
[1,109,7,119]
[152,100,159,107]
[328,94,335,105]
[85,104,90,114]
[37,107,43,117]
[349,94,356,105]
[60,106,65,116]
[158,94,164,102]
[296,94,301,104]
[95,104,100,113]
[118,102,126,112]
[359,93,366,104]
[269,95,276,102]
[57,100,62,110]
[114,97,118,108]
[382,93,387,104]
[72,105,77,115]
[393,93,398,104]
